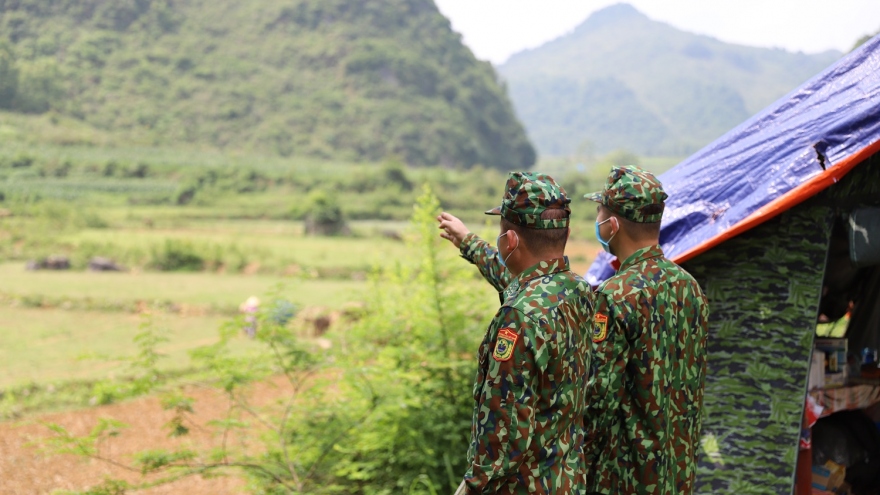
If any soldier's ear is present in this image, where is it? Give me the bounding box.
[507,229,519,251]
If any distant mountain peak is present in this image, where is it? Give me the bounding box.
[577,3,647,30]
[498,1,842,158]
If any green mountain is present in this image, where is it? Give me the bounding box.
[498,3,842,157]
[0,0,535,169]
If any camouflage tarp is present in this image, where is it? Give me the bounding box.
[685,156,880,494]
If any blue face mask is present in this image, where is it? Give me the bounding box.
[496,231,517,268]
[595,218,617,253]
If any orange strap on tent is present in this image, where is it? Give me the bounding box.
[673,138,880,265]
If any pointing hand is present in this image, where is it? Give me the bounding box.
[437,212,470,248]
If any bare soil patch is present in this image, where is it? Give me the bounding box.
[0,376,299,494]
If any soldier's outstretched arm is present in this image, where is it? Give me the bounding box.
[464,308,538,494]
[438,212,512,293]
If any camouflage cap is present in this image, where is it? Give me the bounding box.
[485,172,571,229]
[585,165,668,223]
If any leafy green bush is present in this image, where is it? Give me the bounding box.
[148,239,204,271]
[301,189,349,236]
[301,185,486,493]
[145,239,253,273]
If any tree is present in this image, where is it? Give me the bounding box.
[14,58,61,113]
[0,42,19,110]
[302,189,350,236]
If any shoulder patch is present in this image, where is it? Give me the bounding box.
[592,313,608,343]
[492,328,518,361]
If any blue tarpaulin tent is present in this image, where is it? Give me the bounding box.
[587,34,880,286]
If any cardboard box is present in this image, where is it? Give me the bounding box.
[812,460,846,491]
[815,338,848,388]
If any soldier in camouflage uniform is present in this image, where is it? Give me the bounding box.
[584,166,709,495]
[438,172,593,494]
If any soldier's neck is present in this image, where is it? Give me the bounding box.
[612,239,658,267]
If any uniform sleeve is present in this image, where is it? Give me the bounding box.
[693,294,710,440]
[465,307,541,494]
[583,291,631,464]
[459,232,514,294]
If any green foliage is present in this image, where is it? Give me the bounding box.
[0,141,513,276]
[160,393,195,437]
[134,449,198,474]
[0,41,17,109]
[300,189,348,236]
[282,185,486,493]
[13,57,61,113]
[87,315,170,406]
[40,186,492,494]
[43,417,129,459]
[0,0,534,168]
[55,479,132,495]
[147,239,204,271]
[129,315,169,394]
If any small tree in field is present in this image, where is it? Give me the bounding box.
[302,189,350,236]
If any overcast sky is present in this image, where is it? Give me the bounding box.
[434,0,880,65]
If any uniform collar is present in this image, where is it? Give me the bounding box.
[517,256,570,286]
[617,244,664,272]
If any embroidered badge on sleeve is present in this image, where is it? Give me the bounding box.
[592,313,608,343]
[492,328,518,361]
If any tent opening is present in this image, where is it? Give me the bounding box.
[808,206,880,495]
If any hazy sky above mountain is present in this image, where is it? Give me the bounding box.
[434,0,880,64]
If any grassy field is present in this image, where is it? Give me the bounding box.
[0,130,610,419]
[0,208,564,391]
[0,239,600,393]
[0,307,234,387]
[0,262,366,310]
[61,223,411,272]
[0,256,372,390]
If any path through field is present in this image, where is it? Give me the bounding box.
[0,376,298,494]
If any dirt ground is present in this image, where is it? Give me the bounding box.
[0,376,299,495]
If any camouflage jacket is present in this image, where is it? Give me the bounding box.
[464,255,593,494]
[585,244,709,495]
[459,232,518,302]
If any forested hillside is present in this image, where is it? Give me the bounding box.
[0,0,535,169]
[499,3,842,157]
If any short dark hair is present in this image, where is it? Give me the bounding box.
[501,209,569,255]
[617,214,661,242]
[598,204,661,242]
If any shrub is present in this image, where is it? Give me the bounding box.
[302,189,350,236]
[148,239,204,271]
[303,184,486,493]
